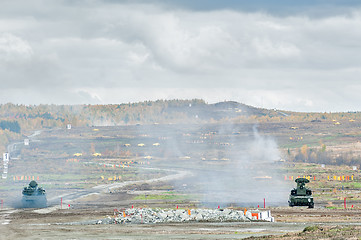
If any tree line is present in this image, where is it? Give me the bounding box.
[0,120,20,133]
[1,99,361,154]
[290,144,360,167]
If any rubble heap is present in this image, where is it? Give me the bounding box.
[110,208,273,224]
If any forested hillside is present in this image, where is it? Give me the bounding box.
[1,99,361,153]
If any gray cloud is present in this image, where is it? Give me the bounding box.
[0,1,361,111]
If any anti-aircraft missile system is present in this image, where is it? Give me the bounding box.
[22,180,47,208]
[288,178,314,208]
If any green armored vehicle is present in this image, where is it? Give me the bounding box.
[22,180,47,208]
[288,178,314,208]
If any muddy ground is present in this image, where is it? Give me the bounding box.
[2,186,361,240]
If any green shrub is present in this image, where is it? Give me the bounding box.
[303,226,319,232]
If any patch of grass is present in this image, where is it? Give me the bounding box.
[342,182,361,188]
[162,191,177,194]
[329,226,352,232]
[325,206,344,210]
[134,194,189,200]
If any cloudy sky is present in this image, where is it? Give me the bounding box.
[1,0,361,112]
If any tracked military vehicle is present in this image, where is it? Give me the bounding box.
[22,180,47,208]
[288,178,314,208]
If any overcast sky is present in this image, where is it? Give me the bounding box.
[1,0,361,112]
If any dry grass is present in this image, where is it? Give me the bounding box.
[246,225,361,239]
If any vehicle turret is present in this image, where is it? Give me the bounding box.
[22,181,47,208]
[288,178,314,208]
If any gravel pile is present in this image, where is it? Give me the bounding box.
[113,208,250,224]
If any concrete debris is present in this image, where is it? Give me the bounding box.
[110,208,274,224]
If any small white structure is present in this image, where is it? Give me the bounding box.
[2,173,7,179]
[353,166,358,171]
[248,210,275,222]
[67,124,72,130]
[24,139,30,146]
[3,153,9,163]
[321,164,325,168]
[259,210,274,222]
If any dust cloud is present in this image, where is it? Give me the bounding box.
[169,124,290,207]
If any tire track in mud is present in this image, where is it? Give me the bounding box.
[0,209,18,225]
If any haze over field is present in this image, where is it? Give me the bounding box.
[1,0,361,112]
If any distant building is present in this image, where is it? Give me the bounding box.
[67,124,72,130]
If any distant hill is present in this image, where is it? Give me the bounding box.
[166,101,270,121]
[0,99,359,131]
[87,100,289,125]
[1,99,361,152]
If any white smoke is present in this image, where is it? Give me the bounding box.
[176,124,290,207]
